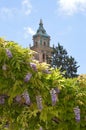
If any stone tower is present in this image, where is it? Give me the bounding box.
[30,19,52,63]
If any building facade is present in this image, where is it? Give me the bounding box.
[30,19,52,63]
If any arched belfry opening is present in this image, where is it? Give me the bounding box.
[30,19,52,63]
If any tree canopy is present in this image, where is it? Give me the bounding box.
[51,43,79,78]
[0,38,86,130]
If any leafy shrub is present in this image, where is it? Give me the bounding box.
[0,38,86,130]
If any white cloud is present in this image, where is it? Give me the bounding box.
[0,0,32,17]
[22,0,32,15]
[58,0,86,15]
[0,7,18,17]
[24,27,35,39]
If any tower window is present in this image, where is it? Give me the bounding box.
[43,53,45,62]
[35,42,38,46]
[44,42,46,46]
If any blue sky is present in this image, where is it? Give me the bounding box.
[0,0,86,74]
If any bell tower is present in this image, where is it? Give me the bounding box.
[30,19,52,63]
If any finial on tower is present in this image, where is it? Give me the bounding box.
[39,19,43,25]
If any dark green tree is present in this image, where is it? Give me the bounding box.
[51,43,79,78]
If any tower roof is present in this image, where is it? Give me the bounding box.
[33,19,50,38]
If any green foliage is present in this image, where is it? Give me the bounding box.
[52,43,79,78]
[0,38,86,130]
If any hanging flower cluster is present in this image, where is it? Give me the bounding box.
[30,63,37,71]
[0,95,7,105]
[15,95,21,103]
[0,95,5,105]
[36,95,43,110]
[50,88,58,106]
[73,106,80,122]
[15,88,59,109]
[15,91,31,106]
[22,91,31,105]
[24,73,32,82]
[6,49,13,58]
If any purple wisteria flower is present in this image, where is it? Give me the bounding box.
[2,64,7,70]
[30,63,37,71]
[24,73,32,82]
[15,95,21,102]
[74,106,80,122]
[22,91,31,105]
[36,95,43,110]
[0,95,5,104]
[6,49,13,58]
[50,88,57,106]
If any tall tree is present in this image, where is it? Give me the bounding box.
[51,43,79,78]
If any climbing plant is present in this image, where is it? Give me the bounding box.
[0,38,86,130]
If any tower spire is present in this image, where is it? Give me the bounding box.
[39,19,43,25]
[30,19,52,63]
